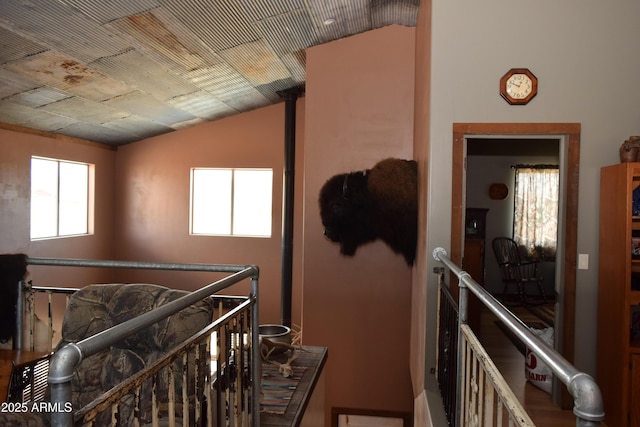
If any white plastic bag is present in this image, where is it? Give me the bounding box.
[525,326,554,393]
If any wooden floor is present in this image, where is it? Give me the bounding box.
[478,304,581,426]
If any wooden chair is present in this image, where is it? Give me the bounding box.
[491,237,547,305]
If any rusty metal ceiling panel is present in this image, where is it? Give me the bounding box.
[106,10,220,73]
[0,68,41,99]
[166,91,236,120]
[101,115,174,141]
[3,51,132,102]
[0,0,418,145]
[185,64,251,99]
[222,90,272,112]
[306,0,371,42]
[280,50,306,83]
[170,116,208,129]
[6,87,72,108]
[38,97,129,125]
[218,40,291,86]
[237,0,306,23]
[253,9,318,56]
[58,0,160,25]
[184,64,270,111]
[159,0,258,52]
[0,27,47,63]
[372,0,419,27]
[103,91,196,127]
[56,121,138,145]
[90,49,199,101]
[0,100,77,132]
[0,0,130,63]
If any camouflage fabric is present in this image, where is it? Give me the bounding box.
[57,283,213,425]
[1,283,213,426]
[0,412,48,426]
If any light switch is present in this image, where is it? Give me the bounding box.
[578,254,589,270]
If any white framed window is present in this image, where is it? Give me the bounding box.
[190,168,273,237]
[30,157,93,240]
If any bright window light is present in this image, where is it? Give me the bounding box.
[30,157,91,240]
[191,168,273,237]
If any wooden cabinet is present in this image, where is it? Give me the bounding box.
[597,163,640,427]
[464,208,488,284]
[464,208,488,332]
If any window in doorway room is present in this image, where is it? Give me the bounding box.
[512,164,559,261]
[190,168,273,237]
[30,156,93,240]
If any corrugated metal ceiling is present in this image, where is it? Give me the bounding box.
[0,0,419,146]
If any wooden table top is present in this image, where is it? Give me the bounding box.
[260,345,328,427]
[0,349,51,402]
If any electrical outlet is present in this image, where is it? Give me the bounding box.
[578,254,589,270]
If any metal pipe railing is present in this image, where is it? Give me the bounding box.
[435,270,459,424]
[23,257,260,427]
[26,256,251,273]
[432,247,604,427]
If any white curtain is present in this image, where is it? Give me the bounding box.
[513,166,559,260]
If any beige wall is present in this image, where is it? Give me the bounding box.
[113,101,305,326]
[303,25,416,420]
[426,0,640,386]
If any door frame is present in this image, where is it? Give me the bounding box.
[451,122,580,408]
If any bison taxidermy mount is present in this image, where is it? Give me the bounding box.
[318,158,418,265]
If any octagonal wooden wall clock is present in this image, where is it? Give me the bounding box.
[500,68,538,105]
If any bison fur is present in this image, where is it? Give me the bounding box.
[319,158,418,265]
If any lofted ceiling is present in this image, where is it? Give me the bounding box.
[0,0,419,146]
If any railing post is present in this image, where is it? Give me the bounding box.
[14,280,24,350]
[49,344,82,427]
[432,246,604,426]
[456,271,472,427]
[571,372,605,427]
[251,271,261,427]
[434,248,466,427]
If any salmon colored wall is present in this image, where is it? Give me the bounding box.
[113,101,305,326]
[411,2,435,425]
[0,127,117,342]
[0,127,116,283]
[303,25,416,420]
[1,24,416,421]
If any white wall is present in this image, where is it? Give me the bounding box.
[426,0,640,376]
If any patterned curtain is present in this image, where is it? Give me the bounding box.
[513,165,559,261]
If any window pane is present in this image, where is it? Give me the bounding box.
[30,158,58,239]
[192,169,232,234]
[233,169,272,236]
[58,162,88,236]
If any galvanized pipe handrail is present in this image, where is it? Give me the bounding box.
[73,296,255,421]
[26,256,251,273]
[432,247,604,426]
[31,286,80,294]
[23,257,260,427]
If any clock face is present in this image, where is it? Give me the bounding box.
[506,74,532,99]
[500,68,538,105]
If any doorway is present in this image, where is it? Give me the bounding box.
[467,137,560,299]
[451,123,580,408]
